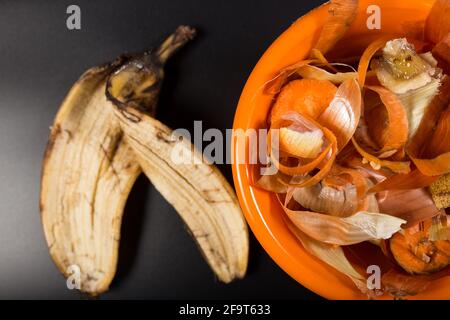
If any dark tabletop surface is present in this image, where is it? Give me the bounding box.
[0,0,325,299]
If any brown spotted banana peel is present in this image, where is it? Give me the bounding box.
[40,26,249,295]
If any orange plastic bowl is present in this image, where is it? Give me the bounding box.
[232,0,449,300]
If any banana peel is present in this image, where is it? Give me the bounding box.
[40,26,249,295]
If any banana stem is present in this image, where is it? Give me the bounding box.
[155,25,196,64]
[105,26,195,115]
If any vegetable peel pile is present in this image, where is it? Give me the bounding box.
[255,0,450,299]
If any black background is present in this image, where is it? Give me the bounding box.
[0,0,324,299]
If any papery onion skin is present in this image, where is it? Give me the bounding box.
[264,60,315,95]
[432,33,450,75]
[324,165,370,211]
[284,204,405,246]
[407,77,450,176]
[297,64,358,84]
[344,155,391,183]
[364,85,409,153]
[270,114,338,188]
[284,217,368,293]
[318,79,362,151]
[424,107,450,158]
[278,127,324,159]
[377,188,442,228]
[358,37,391,87]
[280,130,336,188]
[382,269,433,298]
[293,182,358,217]
[410,152,450,177]
[383,263,450,298]
[352,137,411,174]
[268,114,334,177]
[254,172,288,194]
[425,0,450,44]
[398,78,442,138]
[350,80,411,174]
[408,76,450,150]
[313,0,359,55]
[369,169,439,193]
[353,111,380,151]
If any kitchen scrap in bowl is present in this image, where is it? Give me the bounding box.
[232,0,450,299]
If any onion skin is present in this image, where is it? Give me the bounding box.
[284,199,405,246]
[352,137,411,174]
[293,182,358,217]
[269,113,338,188]
[407,77,450,176]
[278,127,324,159]
[344,155,391,182]
[297,65,358,84]
[432,33,450,75]
[377,188,442,228]
[318,79,362,151]
[358,37,391,87]
[284,216,368,293]
[382,269,434,298]
[313,0,358,55]
[425,0,450,44]
[425,107,450,158]
[254,173,288,194]
[324,165,371,212]
[369,170,439,193]
[264,60,315,95]
[384,255,450,298]
[268,114,335,177]
[364,86,409,153]
[350,80,411,174]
